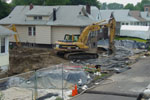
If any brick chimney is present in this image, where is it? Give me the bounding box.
[86,4,91,14]
[53,8,57,21]
[30,3,33,10]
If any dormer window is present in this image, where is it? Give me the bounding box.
[34,16,42,20]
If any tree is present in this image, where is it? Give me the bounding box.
[68,0,101,8]
[100,2,107,9]
[134,0,150,11]
[134,3,142,10]
[45,0,70,5]
[0,1,11,19]
[11,0,101,9]
[124,3,135,10]
[107,3,124,9]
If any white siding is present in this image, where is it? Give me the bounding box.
[0,54,9,67]
[42,16,50,21]
[51,26,80,44]
[0,36,9,67]
[26,16,33,20]
[36,26,51,44]
[9,25,36,43]
[9,25,81,44]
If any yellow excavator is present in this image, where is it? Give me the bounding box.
[54,13,116,60]
[9,24,21,47]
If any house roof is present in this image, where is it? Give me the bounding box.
[129,11,146,22]
[91,6,101,21]
[47,6,96,26]
[0,5,97,26]
[26,6,59,16]
[99,10,138,22]
[0,25,15,36]
[141,11,150,21]
[144,4,150,7]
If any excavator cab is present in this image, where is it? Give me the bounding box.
[64,34,80,42]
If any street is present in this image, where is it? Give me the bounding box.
[73,56,150,100]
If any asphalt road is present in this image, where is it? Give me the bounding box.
[73,56,150,100]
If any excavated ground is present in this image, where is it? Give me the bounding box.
[6,47,68,77]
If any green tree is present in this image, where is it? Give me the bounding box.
[107,3,124,9]
[68,0,101,8]
[0,1,11,19]
[134,2,142,10]
[11,0,101,9]
[134,0,150,11]
[45,0,70,5]
[11,0,46,6]
[124,3,135,10]
[101,2,107,10]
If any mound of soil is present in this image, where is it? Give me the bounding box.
[8,47,68,76]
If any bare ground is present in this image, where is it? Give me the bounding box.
[5,47,68,77]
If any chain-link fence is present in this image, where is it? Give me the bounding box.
[0,63,90,100]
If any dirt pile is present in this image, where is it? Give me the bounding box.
[8,47,68,76]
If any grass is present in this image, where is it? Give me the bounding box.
[55,97,63,100]
[94,73,108,80]
[115,36,147,43]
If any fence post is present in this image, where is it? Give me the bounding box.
[34,70,38,100]
[62,64,64,100]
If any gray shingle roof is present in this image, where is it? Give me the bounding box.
[99,10,138,22]
[0,5,96,26]
[141,11,150,21]
[129,11,146,21]
[47,6,96,26]
[91,6,101,21]
[0,6,52,25]
[0,25,15,35]
[26,6,59,16]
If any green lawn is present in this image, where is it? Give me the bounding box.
[115,36,147,43]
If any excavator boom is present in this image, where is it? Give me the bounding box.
[9,24,21,47]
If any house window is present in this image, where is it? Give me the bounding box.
[28,26,36,36]
[122,23,125,25]
[145,8,149,11]
[1,37,5,53]
[34,16,42,20]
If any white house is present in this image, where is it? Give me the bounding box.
[0,25,15,72]
[0,5,97,47]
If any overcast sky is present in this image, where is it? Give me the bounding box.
[98,0,142,5]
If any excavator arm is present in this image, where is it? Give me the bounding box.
[105,13,116,54]
[9,24,21,47]
[78,20,106,45]
[78,13,116,54]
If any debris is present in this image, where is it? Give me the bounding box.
[94,72,101,76]
[37,93,58,100]
[82,85,88,90]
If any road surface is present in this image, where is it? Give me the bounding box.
[73,57,150,100]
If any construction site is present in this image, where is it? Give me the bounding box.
[0,39,148,100]
[1,1,150,100]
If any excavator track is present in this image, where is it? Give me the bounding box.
[64,52,99,60]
